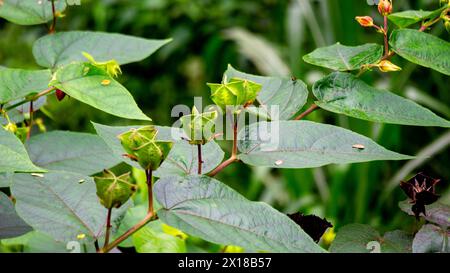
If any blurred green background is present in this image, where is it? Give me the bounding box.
[1,0,449,242]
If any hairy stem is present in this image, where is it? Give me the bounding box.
[100,212,157,253]
[49,0,57,34]
[197,144,203,175]
[5,87,56,112]
[383,15,389,57]
[26,101,34,140]
[294,104,319,120]
[145,169,153,214]
[208,113,239,177]
[103,207,113,249]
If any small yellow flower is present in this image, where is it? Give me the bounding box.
[4,122,17,133]
[77,233,86,240]
[223,245,245,253]
[377,60,402,72]
[322,227,336,245]
[82,51,122,78]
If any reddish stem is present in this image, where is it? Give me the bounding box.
[197,144,203,175]
[146,169,153,214]
[383,16,389,57]
[294,104,319,121]
[103,208,112,248]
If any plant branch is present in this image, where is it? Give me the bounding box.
[103,207,113,249]
[49,0,57,34]
[26,101,34,140]
[100,211,157,253]
[145,169,153,214]
[197,144,203,174]
[94,240,100,252]
[208,113,239,177]
[383,15,389,57]
[294,104,319,120]
[5,87,56,112]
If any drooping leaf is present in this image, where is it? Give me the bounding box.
[26,131,121,175]
[132,221,186,253]
[412,224,449,253]
[33,31,171,68]
[50,63,150,120]
[388,7,446,28]
[390,29,450,76]
[10,171,128,242]
[303,43,383,71]
[329,224,413,253]
[399,200,450,227]
[224,65,308,120]
[0,191,32,239]
[0,68,51,104]
[0,128,44,173]
[0,0,66,25]
[92,122,224,175]
[155,175,324,253]
[312,72,450,127]
[238,120,412,169]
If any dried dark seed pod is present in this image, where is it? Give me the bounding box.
[400,172,440,219]
[55,89,66,101]
[287,212,333,243]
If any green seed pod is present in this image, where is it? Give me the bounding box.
[118,126,173,170]
[207,78,262,112]
[94,170,136,209]
[180,106,218,145]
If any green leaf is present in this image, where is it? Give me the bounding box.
[51,63,150,120]
[330,224,412,253]
[26,131,121,175]
[0,172,13,188]
[388,7,446,28]
[0,0,66,26]
[0,191,32,239]
[390,29,450,76]
[0,128,44,173]
[312,72,450,127]
[238,120,412,168]
[223,65,308,120]
[132,221,186,253]
[33,31,171,68]
[10,171,127,242]
[399,200,450,227]
[0,68,51,104]
[303,43,383,71]
[412,224,449,253]
[92,122,224,175]
[155,175,324,253]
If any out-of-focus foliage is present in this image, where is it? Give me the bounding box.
[1,0,449,251]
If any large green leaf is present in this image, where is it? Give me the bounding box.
[0,173,13,188]
[224,65,308,120]
[312,72,450,127]
[92,122,224,175]
[330,224,412,253]
[0,129,44,173]
[238,120,412,168]
[33,31,171,68]
[0,191,32,239]
[388,7,447,28]
[155,175,324,253]
[26,131,121,175]
[390,29,450,76]
[10,171,128,242]
[0,68,51,104]
[0,0,66,25]
[412,224,449,253]
[132,221,186,253]
[303,43,383,71]
[51,63,150,120]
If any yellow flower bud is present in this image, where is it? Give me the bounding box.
[4,122,17,133]
[377,60,401,72]
[82,51,122,78]
[378,0,392,16]
[355,16,374,27]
